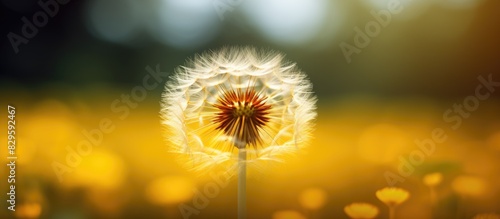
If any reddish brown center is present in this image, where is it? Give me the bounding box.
[213,89,271,148]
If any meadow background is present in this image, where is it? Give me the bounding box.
[1,0,500,218]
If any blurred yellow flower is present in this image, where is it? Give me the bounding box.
[15,203,42,219]
[66,149,126,189]
[272,210,307,219]
[423,172,443,187]
[358,124,410,164]
[451,175,487,197]
[298,187,327,210]
[344,203,379,219]
[145,176,195,205]
[376,187,410,207]
[487,131,500,151]
[473,213,500,219]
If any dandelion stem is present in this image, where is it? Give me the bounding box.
[389,206,396,219]
[429,186,437,206]
[238,148,247,219]
[456,195,465,219]
[429,186,437,219]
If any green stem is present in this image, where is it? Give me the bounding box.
[238,149,247,219]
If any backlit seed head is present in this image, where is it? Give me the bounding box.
[160,46,317,174]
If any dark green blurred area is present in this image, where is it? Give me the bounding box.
[1,0,499,100]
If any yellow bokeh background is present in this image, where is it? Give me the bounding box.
[1,93,499,218]
[1,0,500,218]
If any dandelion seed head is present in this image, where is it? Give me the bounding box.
[160,46,317,175]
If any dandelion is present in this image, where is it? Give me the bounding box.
[452,176,488,219]
[272,210,307,219]
[451,175,487,197]
[66,149,125,190]
[299,187,327,211]
[15,203,42,219]
[160,47,317,219]
[145,176,195,205]
[376,187,410,219]
[145,176,195,218]
[473,213,500,219]
[299,187,327,218]
[423,172,443,187]
[376,187,410,207]
[423,172,443,204]
[344,203,379,219]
